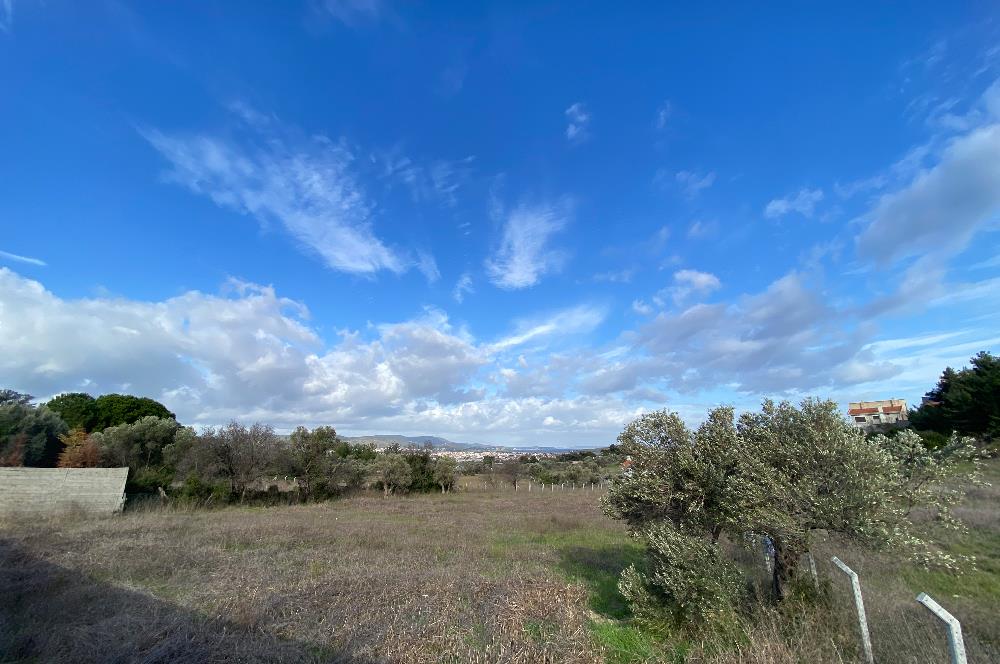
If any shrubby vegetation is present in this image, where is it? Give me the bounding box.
[604,398,982,631]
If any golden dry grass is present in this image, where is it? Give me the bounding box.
[2,463,998,664]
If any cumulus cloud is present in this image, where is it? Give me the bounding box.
[764,188,824,218]
[655,269,721,306]
[565,102,590,142]
[0,249,45,266]
[485,201,570,289]
[857,123,1000,266]
[143,112,418,276]
[0,269,642,445]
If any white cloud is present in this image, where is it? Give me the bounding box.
[452,273,473,303]
[565,102,590,143]
[764,188,824,218]
[654,269,721,306]
[0,268,641,446]
[673,170,716,198]
[0,0,12,32]
[857,123,1000,266]
[377,148,474,207]
[485,201,570,289]
[631,299,653,315]
[321,0,382,26]
[654,101,672,130]
[592,268,635,284]
[0,250,45,266]
[143,121,408,276]
[415,250,440,283]
[635,271,875,393]
[489,304,606,353]
[687,219,718,239]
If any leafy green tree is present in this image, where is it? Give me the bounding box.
[369,454,412,496]
[401,448,438,492]
[605,399,981,610]
[432,456,458,493]
[45,392,98,431]
[910,352,1000,440]
[0,402,68,466]
[197,421,280,501]
[92,393,175,430]
[90,416,193,491]
[288,425,340,500]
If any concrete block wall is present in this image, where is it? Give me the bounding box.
[0,467,129,516]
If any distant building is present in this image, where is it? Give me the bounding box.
[848,399,908,430]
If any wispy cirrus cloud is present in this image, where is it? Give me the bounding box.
[667,170,716,198]
[764,188,824,218]
[375,147,475,207]
[654,101,672,130]
[485,200,571,289]
[142,113,411,276]
[565,102,591,143]
[321,0,383,27]
[452,273,473,303]
[0,249,45,266]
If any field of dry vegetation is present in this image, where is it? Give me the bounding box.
[2,462,998,663]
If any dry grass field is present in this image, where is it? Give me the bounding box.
[2,462,998,664]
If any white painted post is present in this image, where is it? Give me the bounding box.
[528,481,532,492]
[916,593,967,664]
[807,552,819,590]
[831,557,874,664]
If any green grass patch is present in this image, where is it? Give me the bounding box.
[591,621,670,663]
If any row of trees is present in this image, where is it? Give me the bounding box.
[604,398,982,629]
[0,389,176,467]
[1,388,461,502]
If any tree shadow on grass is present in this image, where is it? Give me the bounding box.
[0,538,374,664]
[557,543,645,620]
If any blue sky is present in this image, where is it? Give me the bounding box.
[2,1,999,446]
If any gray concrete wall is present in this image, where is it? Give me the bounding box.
[0,467,128,516]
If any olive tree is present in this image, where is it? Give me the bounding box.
[605,399,981,611]
[288,425,340,500]
[432,456,458,493]
[369,453,412,496]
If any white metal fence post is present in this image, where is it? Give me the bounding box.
[831,557,874,664]
[916,593,967,664]
[807,551,819,590]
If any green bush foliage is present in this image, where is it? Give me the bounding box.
[619,523,744,629]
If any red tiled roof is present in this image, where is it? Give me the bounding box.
[882,405,904,413]
[848,407,879,415]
